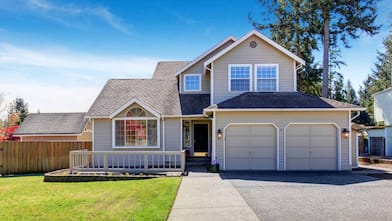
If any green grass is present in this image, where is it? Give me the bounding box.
[0,176,181,221]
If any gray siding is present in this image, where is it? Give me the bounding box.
[213,35,296,104]
[374,89,392,125]
[93,118,112,151]
[180,40,235,94]
[215,111,351,171]
[164,118,181,151]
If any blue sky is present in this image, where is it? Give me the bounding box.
[0,0,390,116]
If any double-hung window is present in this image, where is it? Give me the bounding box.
[229,64,252,91]
[255,64,278,92]
[114,106,158,148]
[184,74,201,91]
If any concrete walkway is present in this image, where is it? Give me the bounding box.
[168,170,259,221]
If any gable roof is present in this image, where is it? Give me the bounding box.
[216,92,364,110]
[14,113,88,135]
[175,36,236,76]
[204,30,305,67]
[86,79,181,118]
[152,61,190,79]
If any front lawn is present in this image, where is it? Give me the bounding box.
[0,176,181,221]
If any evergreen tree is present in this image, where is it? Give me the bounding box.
[345,80,359,105]
[359,31,392,123]
[251,0,380,97]
[8,97,29,125]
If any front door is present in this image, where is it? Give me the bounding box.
[194,124,209,156]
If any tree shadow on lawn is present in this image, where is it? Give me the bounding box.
[220,168,390,186]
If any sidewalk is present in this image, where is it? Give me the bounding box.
[168,170,259,221]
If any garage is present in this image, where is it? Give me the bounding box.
[225,124,277,170]
[286,124,338,170]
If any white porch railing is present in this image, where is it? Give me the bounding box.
[69,150,185,174]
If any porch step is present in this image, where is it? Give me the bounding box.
[186,157,211,167]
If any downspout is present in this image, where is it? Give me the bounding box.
[349,111,361,166]
[162,116,165,152]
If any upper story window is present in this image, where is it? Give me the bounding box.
[229,64,252,91]
[184,74,201,91]
[256,64,278,92]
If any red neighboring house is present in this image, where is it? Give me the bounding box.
[0,126,20,141]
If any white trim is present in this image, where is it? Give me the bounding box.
[179,75,182,93]
[373,87,392,96]
[204,30,305,67]
[92,119,95,151]
[212,111,216,161]
[254,64,279,92]
[211,62,214,105]
[162,117,165,151]
[109,98,161,119]
[183,74,202,92]
[355,133,360,168]
[111,117,160,149]
[228,64,253,92]
[293,60,297,91]
[283,122,342,171]
[348,111,352,166]
[223,123,279,171]
[175,36,236,76]
[16,133,82,137]
[180,117,183,151]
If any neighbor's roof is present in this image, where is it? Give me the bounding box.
[86,79,182,117]
[152,61,190,79]
[14,113,88,135]
[216,92,364,110]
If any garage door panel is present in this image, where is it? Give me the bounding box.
[226,126,249,136]
[251,159,275,170]
[250,137,275,147]
[226,137,249,146]
[226,159,250,170]
[250,126,275,136]
[287,147,310,158]
[250,148,276,157]
[287,159,310,170]
[311,159,336,170]
[226,125,276,170]
[286,124,337,171]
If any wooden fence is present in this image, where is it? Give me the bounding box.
[0,141,92,175]
[370,137,385,156]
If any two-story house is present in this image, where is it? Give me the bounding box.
[368,88,392,156]
[86,30,364,171]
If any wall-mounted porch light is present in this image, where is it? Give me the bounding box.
[217,129,223,139]
[342,128,349,138]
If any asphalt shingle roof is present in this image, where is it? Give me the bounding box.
[152,61,190,79]
[14,113,87,135]
[179,94,210,115]
[217,92,363,109]
[86,79,181,117]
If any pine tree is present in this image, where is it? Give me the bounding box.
[8,97,29,125]
[359,31,392,123]
[345,80,359,105]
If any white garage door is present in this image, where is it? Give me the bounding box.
[226,125,277,170]
[286,124,337,170]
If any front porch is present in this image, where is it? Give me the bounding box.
[182,118,212,158]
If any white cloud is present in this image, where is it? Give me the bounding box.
[0,43,160,77]
[0,42,165,118]
[1,0,132,35]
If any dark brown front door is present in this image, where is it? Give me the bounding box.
[194,124,208,153]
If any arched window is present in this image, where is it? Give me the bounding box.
[126,107,146,117]
[114,105,158,148]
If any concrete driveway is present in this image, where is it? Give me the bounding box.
[221,171,392,221]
